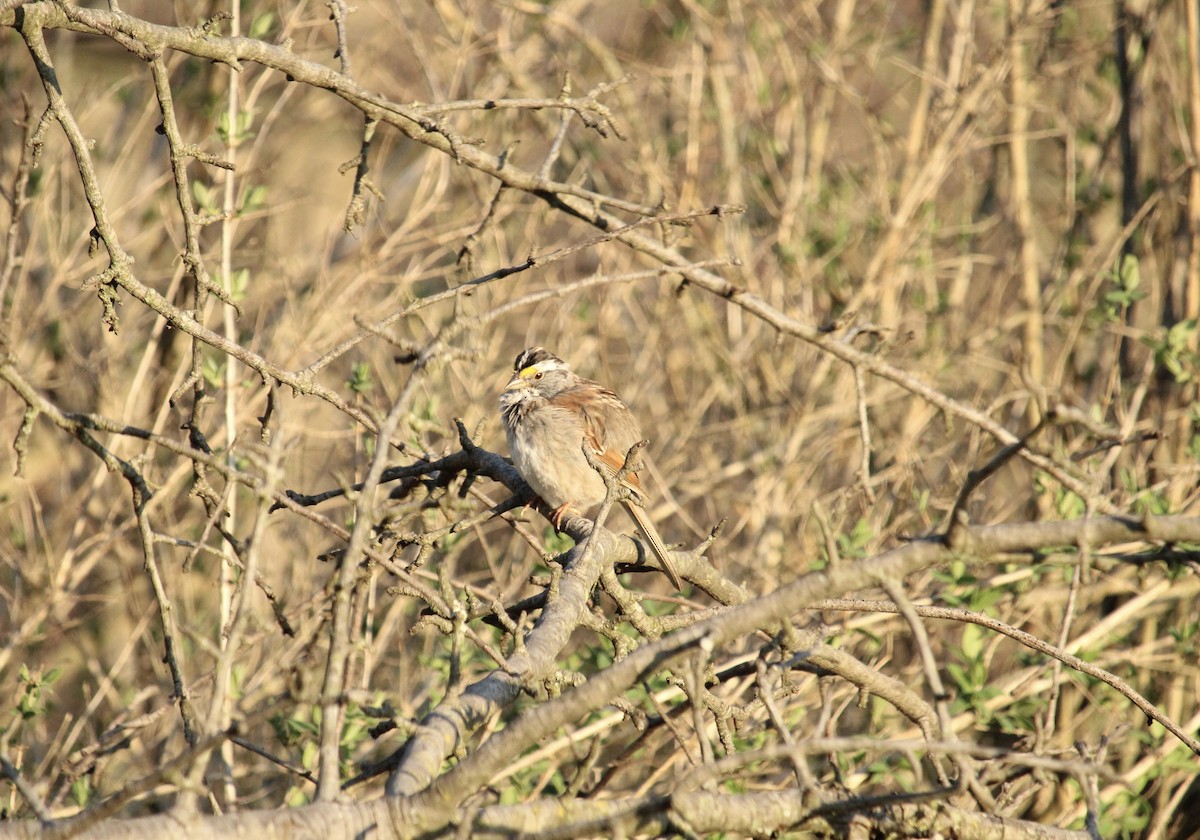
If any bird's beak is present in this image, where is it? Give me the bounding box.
[503,373,528,392]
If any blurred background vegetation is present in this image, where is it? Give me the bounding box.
[1,0,1198,836]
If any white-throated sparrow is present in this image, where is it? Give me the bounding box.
[499,347,684,590]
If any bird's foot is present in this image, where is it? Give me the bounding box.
[549,502,579,529]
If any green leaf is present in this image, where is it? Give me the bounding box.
[240,184,268,215]
[347,362,374,395]
[1117,253,1140,290]
[192,181,216,214]
[960,623,984,661]
[71,777,93,808]
[202,354,225,388]
[248,11,275,39]
[223,268,250,302]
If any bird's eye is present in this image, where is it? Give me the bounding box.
[534,372,544,380]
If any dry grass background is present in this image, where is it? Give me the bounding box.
[1,0,1199,837]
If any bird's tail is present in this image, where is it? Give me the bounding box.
[624,502,685,590]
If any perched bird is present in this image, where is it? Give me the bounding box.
[499,347,684,590]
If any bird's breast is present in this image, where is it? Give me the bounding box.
[505,406,606,509]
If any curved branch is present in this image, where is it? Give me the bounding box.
[811,597,1200,755]
[405,514,1200,815]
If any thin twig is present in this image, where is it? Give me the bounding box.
[0,754,54,825]
[810,597,1200,756]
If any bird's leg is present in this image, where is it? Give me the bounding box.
[521,495,542,514]
[550,502,578,529]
